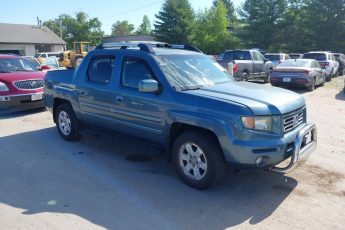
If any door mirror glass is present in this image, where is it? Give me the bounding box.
[138,79,159,93]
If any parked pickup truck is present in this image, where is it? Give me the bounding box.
[44,43,317,189]
[217,49,273,82]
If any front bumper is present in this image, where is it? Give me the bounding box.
[0,93,44,114]
[270,123,317,174]
[221,122,317,173]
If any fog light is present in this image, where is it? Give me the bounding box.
[256,157,263,165]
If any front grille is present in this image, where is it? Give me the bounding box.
[13,79,43,90]
[283,110,304,133]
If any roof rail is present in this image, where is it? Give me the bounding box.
[95,42,202,53]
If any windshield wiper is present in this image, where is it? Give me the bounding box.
[0,70,10,73]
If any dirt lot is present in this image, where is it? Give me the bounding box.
[0,77,344,230]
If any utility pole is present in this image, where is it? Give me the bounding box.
[59,20,63,39]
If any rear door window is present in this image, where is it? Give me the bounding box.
[234,51,251,60]
[87,56,115,84]
[121,58,153,89]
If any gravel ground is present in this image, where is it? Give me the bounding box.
[0,76,344,230]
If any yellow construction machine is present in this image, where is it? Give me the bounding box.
[59,42,91,68]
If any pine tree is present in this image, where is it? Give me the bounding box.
[212,0,236,21]
[154,0,195,43]
[238,0,288,50]
[136,15,151,34]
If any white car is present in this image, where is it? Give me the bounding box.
[302,52,339,81]
[34,52,61,59]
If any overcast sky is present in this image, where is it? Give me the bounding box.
[0,0,245,35]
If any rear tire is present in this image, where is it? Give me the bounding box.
[241,72,249,81]
[55,103,80,141]
[307,78,315,91]
[172,131,226,190]
[319,74,326,86]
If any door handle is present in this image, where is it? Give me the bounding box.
[80,91,86,95]
[116,96,123,103]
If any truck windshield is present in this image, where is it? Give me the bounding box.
[0,58,36,73]
[156,54,234,90]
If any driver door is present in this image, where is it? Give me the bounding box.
[113,56,165,143]
[252,51,265,77]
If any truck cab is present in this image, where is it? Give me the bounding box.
[44,43,317,189]
[218,49,273,82]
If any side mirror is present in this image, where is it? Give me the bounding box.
[264,58,269,62]
[138,79,159,93]
[39,65,50,71]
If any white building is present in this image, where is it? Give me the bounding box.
[0,23,66,56]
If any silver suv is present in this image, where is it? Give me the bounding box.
[302,51,339,81]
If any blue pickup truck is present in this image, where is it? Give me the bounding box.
[44,43,317,189]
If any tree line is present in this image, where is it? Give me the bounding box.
[43,0,345,54]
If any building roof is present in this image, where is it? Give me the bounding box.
[102,35,155,43]
[0,23,66,45]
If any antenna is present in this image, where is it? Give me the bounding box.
[37,17,42,28]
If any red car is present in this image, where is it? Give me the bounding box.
[0,54,45,114]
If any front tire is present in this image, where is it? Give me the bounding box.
[264,70,271,83]
[326,69,333,81]
[55,104,80,141]
[172,131,226,190]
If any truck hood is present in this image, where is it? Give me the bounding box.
[184,82,305,115]
[0,71,45,83]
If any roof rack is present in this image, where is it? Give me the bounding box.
[95,42,202,53]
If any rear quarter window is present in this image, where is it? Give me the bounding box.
[87,57,115,84]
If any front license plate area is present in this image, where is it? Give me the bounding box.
[283,77,291,82]
[31,93,43,101]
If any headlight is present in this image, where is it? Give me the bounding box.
[242,116,272,132]
[0,82,9,91]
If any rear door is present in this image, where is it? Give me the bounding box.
[77,55,118,128]
[111,55,165,143]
